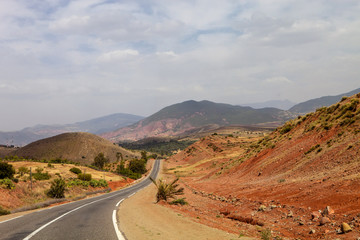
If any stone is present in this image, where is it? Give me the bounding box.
[341,222,352,233]
[309,229,316,234]
[258,205,267,211]
[322,206,334,216]
[311,211,321,220]
[319,217,331,226]
[287,211,294,218]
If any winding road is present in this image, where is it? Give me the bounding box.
[0,160,160,240]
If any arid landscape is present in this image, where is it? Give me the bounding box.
[1,92,360,240]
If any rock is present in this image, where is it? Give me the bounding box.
[341,222,352,233]
[258,205,267,211]
[287,211,293,218]
[298,221,305,226]
[322,206,334,216]
[319,217,331,226]
[270,205,277,209]
[309,229,316,234]
[311,211,321,220]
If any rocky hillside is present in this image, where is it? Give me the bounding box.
[102,100,293,142]
[165,93,360,239]
[7,132,137,164]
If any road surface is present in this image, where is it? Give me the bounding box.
[0,160,160,240]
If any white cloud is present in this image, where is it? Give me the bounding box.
[0,0,360,130]
[97,49,139,62]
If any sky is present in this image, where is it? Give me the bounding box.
[1,0,360,131]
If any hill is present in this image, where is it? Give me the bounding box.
[289,87,360,114]
[102,100,294,142]
[0,113,144,146]
[164,93,360,239]
[8,132,137,164]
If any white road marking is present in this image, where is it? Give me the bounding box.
[0,215,23,224]
[23,194,119,240]
[128,192,135,198]
[112,210,126,240]
[116,199,124,207]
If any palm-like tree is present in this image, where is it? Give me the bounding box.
[150,177,184,202]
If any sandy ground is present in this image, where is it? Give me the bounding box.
[118,182,255,240]
[117,160,254,240]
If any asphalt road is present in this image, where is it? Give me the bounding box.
[0,159,160,240]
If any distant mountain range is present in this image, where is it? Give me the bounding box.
[2,87,359,146]
[289,88,360,114]
[101,100,295,142]
[0,113,144,146]
[242,99,297,110]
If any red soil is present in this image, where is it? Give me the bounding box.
[164,95,360,239]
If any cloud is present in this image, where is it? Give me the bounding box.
[0,0,360,130]
[97,49,139,62]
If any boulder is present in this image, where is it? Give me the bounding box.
[319,217,331,226]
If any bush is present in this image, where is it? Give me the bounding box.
[0,206,10,216]
[89,179,108,188]
[0,178,15,189]
[0,162,15,179]
[18,166,29,176]
[33,168,51,180]
[78,173,92,181]
[47,178,66,198]
[170,198,188,205]
[69,167,82,174]
[116,167,141,179]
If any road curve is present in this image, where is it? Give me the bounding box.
[0,159,160,240]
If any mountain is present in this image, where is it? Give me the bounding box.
[242,99,296,110]
[7,132,137,164]
[0,113,144,146]
[165,93,360,239]
[289,87,360,114]
[102,100,294,142]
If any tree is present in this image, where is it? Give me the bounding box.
[18,166,29,176]
[150,177,184,203]
[140,151,147,161]
[128,159,146,174]
[93,153,109,169]
[116,152,123,162]
[0,162,15,179]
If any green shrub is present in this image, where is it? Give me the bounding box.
[78,173,92,181]
[280,124,293,134]
[33,169,51,180]
[89,179,108,188]
[0,206,10,216]
[0,178,15,189]
[0,162,15,179]
[170,198,188,205]
[69,167,82,174]
[47,178,66,198]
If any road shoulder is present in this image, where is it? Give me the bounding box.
[117,183,249,240]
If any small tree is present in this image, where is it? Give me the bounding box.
[128,159,146,174]
[0,162,15,179]
[47,178,66,198]
[18,166,29,176]
[150,177,184,203]
[93,153,109,169]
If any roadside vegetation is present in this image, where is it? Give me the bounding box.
[150,177,185,203]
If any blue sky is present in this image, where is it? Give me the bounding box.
[0,0,360,131]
